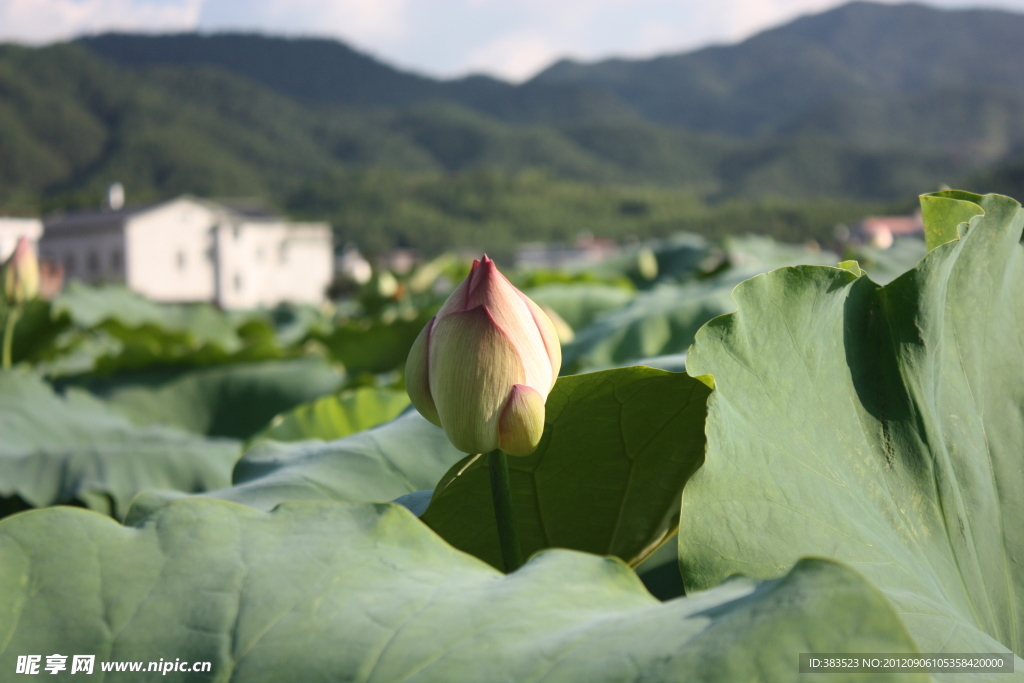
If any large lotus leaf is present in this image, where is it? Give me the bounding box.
[259,302,330,347]
[53,282,238,345]
[0,370,238,519]
[636,533,686,600]
[649,232,712,282]
[421,367,710,571]
[850,237,928,284]
[124,411,464,523]
[74,357,343,439]
[0,499,924,682]
[561,236,866,373]
[682,192,1024,664]
[0,299,71,365]
[53,282,240,348]
[524,283,635,330]
[919,190,985,252]
[560,281,737,372]
[317,312,432,375]
[722,234,839,275]
[48,283,293,372]
[250,386,410,445]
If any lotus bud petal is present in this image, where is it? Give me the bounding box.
[498,384,546,456]
[405,255,561,455]
[405,316,441,427]
[3,237,39,304]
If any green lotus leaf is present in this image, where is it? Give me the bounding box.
[249,386,410,445]
[682,192,1024,665]
[0,499,924,682]
[849,238,927,284]
[918,189,984,252]
[316,312,433,375]
[53,282,239,344]
[73,357,343,439]
[421,367,710,570]
[561,236,840,373]
[560,282,736,373]
[0,370,238,519]
[523,283,634,330]
[124,411,463,523]
[0,298,71,366]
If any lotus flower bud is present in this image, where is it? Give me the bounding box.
[406,255,561,456]
[3,237,39,304]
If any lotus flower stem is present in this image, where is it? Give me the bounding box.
[487,448,523,572]
[2,305,20,370]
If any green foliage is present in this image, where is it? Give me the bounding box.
[0,369,238,518]
[561,236,841,372]
[290,167,881,256]
[125,411,464,522]
[537,2,1024,146]
[35,283,304,374]
[0,500,924,682]
[0,297,70,365]
[251,386,410,445]
[845,237,927,284]
[2,19,1011,253]
[6,172,1024,671]
[683,193,1024,659]
[522,282,634,330]
[919,189,985,251]
[422,368,710,571]
[71,357,343,439]
[315,310,434,375]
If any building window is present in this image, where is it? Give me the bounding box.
[234,273,243,292]
[87,251,100,275]
[111,248,122,270]
[177,250,187,271]
[278,242,289,264]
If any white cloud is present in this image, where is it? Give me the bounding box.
[714,0,843,43]
[464,31,560,82]
[0,0,202,44]
[3,0,1024,80]
[197,0,409,42]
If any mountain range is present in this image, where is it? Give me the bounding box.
[0,1,1022,251]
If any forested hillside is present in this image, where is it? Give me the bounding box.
[0,2,1020,252]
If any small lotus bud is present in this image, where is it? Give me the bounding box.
[3,237,39,304]
[406,255,560,456]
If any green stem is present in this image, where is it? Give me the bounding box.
[2,305,20,370]
[487,448,523,572]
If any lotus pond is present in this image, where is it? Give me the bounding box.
[0,191,1020,682]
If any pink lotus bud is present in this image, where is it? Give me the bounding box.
[3,237,39,304]
[406,255,561,456]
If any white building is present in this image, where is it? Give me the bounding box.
[40,196,332,309]
[0,217,43,261]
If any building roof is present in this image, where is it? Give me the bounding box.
[42,195,290,237]
[42,202,158,236]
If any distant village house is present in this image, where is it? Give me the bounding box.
[39,195,333,309]
[856,211,923,249]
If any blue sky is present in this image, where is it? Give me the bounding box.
[2,0,1023,81]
